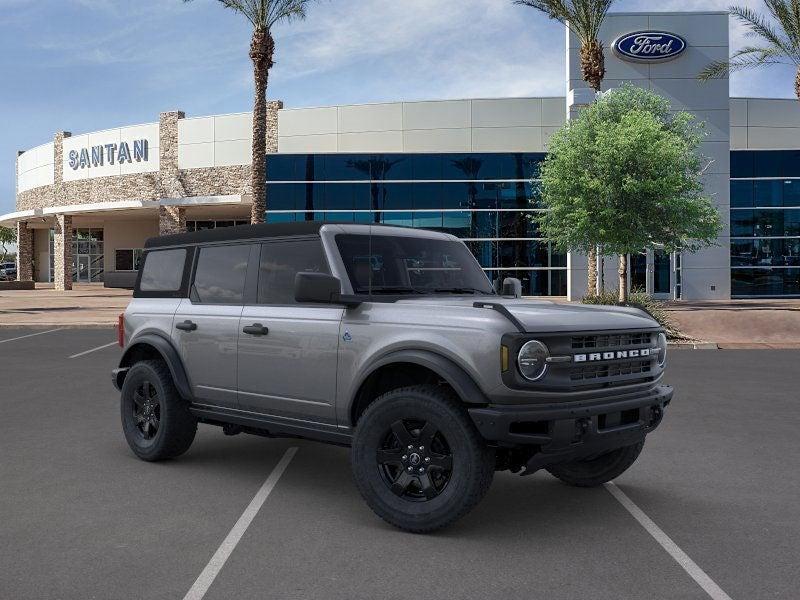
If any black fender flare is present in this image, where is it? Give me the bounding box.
[352,349,489,418]
[117,333,193,400]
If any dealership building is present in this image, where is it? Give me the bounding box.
[4,10,800,299]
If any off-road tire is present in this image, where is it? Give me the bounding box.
[546,441,644,487]
[351,385,494,533]
[121,360,197,462]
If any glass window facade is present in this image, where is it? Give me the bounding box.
[731,151,800,296]
[264,152,565,296]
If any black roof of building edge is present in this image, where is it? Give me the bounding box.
[145,221,326,249]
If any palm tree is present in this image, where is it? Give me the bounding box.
[699,2,800,101]
[184,0,314,224]
[514,0,616,294]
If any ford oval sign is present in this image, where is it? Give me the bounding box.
[613,31,687,63]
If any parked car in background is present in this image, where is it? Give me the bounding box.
[0,262,16,281]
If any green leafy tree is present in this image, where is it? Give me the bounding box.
[514,0,616,293]
[0,226,15,263]
[535,84,722,302]
[184,0,315,223]
[699,2,800,100]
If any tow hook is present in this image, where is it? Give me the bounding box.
[649,406,663,427]
[573,418,590,442]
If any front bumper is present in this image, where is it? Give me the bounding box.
[468,384,672,474]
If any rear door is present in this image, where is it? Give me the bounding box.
[173,243,256,408]
[237,237,342,425]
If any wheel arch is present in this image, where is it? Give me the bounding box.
[117,333,193,400]
[349,349,488,427]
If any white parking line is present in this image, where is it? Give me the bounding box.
[183,447,298,600]
[605,482,733,600]
[68,341,118,359]
[0,329,63,345]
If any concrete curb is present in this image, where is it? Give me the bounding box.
[668,341,719,349]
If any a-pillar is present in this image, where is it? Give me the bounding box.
[159,205,186,235]
[16,221,33,282]
[53,214,73,291]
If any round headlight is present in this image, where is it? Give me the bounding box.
[656,332,668,367]
[517,340,549,381]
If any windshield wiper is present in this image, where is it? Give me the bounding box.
[355,286,427,295]
[433,287,493,295]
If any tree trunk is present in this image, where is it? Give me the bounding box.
[249,29,275,224]
[618,254,628,304]
[587,246,597,296]
[580,40,605,92]
[796,67,800,102]
[580,39,604,291]
[598,247,604,293]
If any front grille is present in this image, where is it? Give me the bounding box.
[571,332,652,350]
[570,359,652,382]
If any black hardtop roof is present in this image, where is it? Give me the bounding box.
[145,221,325,249]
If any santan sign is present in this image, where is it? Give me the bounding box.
[68,139,149,170]
[613,31,687,62]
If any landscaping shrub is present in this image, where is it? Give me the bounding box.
[581,290,689,341]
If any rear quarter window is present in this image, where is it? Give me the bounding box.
[138,248,188,293]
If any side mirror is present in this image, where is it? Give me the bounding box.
[501,277,522,298]
[295,272,361,307]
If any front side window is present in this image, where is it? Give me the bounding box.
[193,245,251,304]
[139,249,186,292]
[258,239,329,304]
[335,234,493,295]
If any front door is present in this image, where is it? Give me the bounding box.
[172,243,254,408]
[237,239,342,426]
[652,249,672,299]
[76,255,90,282]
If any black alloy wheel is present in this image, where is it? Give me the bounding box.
[377,419,454,501]
[351,385,494,533]
[132,380,161,440]
[120,360,197,462]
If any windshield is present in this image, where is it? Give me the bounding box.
[335,234,494,296]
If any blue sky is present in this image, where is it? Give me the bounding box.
[1,0,797,215]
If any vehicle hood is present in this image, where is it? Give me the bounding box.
[394,296,660,333]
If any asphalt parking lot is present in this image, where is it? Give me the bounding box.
[1,328,798,600]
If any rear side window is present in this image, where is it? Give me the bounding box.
[258,239,329,304]
[192,244,251,304]
[139,249,187,292]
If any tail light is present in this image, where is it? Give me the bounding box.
[117,313,125,347]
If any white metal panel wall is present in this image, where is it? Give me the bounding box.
[276,98,562,154]
[178,113,252,169]
[730,98,800,150]
[62,123,159,182]
[567,11,731,301]
[17,142,55,193]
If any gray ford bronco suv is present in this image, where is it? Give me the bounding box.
[114,222,672,532]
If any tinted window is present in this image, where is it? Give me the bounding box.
[139,249,186,292]
[193,245,251,304]
[258,239,329,304]
[335,234,493,295]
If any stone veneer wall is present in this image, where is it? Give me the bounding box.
[53,214,73,291]
[15,222,33,281]
[14,103,281,284]
[16,103,283,213]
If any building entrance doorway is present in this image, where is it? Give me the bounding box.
[622,249,674,299]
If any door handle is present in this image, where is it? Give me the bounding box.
[175,320,197,332]
[242,323,269,336]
